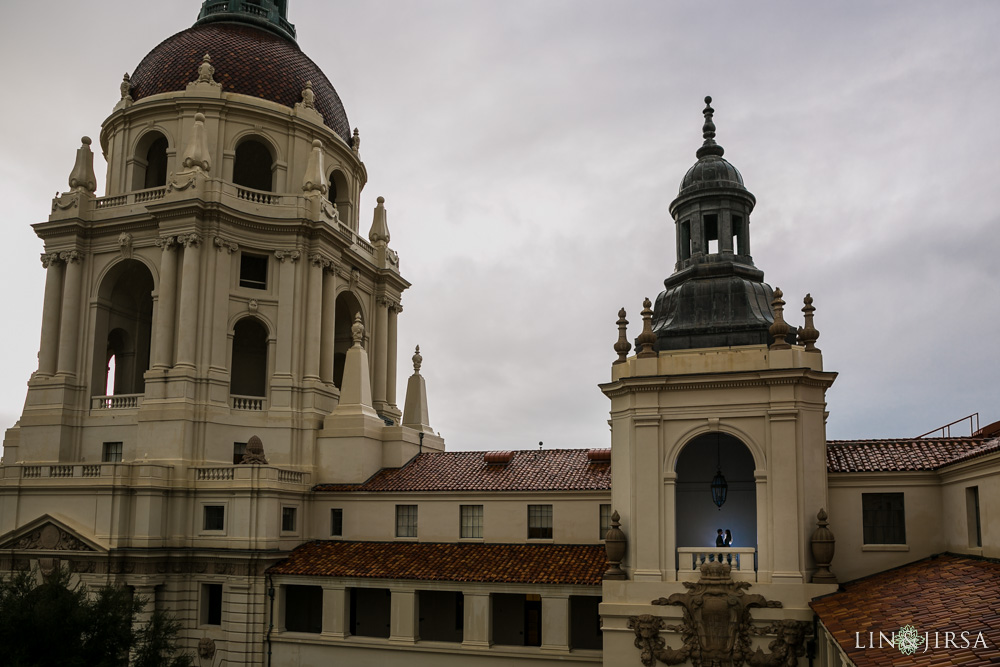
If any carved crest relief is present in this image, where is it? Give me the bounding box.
[8,523,94,552]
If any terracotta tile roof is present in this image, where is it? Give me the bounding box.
[314,449,611,493]
[826,437,1000,473]
[268,541,605,585]
[811,554,1000,666]
[129,23,351,142]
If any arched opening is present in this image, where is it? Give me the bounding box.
[333,291,363,389]
[91,260,154,397]
[328,169,351,226]
[132,131,169,191]
[233,138,275,192]
[674,433,757,571]
[230,317,268,397]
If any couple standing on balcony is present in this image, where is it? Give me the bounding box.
[715,529,733,564]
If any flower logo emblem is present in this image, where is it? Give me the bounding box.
[896,625,925,655]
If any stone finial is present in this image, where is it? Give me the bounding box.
[240,435,268,465]
[120,73,132,101]
[301,80,315,109]
[368,196,391,245]
[614,308,631,364]
[603,510,627,580]
[798,293,821,353]
[636,298,657,358]
[351,313,364,346]
[768,287,791,350]
[412,345,422,374]
[196,53,216,85]
[181,113,211,172]
[352,127,360,153]
[696,95,725,159]
[68,137,97,193]
[810,508,837,583]
[302,139,328,194]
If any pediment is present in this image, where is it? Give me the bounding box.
[0,514,106,553]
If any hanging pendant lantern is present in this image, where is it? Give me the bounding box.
[711,433,727,509]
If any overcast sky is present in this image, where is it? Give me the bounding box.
[1,1,998,453]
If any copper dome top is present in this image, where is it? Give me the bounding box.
[128,23,351,143]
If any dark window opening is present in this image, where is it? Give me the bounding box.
[967,487,982,548]
[281,507,297,532]
[418,591,464,642]
[204,505,225,531]
[570,596,603,650]
[92,259,153,397]
[396,505,418,538]
[600,504,612,539]
[144,137,168,189]
[331,508,343,536]
[704,213,719,254]
[862,493,905,544]
[733,215,747,255]
[528,504,552,539]
[102,442,123,463]
[230,318,268,397]
[233,442,247,465]
[349,588,390,638]
[239,253,268,290]
[202,583,223,626]
[492,593,541,647]
[233,140,274,192]
[679,220,691,261]
[284,585,322,633]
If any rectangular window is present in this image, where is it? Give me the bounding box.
[460,505,483,539]
[599,504,612,540]
[102,442,123,463]
[527,504,553,540]
[201,583,223,626]
[203,505,225,531]
[396,505,417,538]
[331,508,343,537]
[284,585,322,633]
[281,507,297,532]
[233,442,247,465]
[862,493,905,544]
[239,253,268,290]
[967,486,982,548]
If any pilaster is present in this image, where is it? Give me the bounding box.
[175,233,202,369]
[461,592,491,649]
[540,594,570,652]
[389,589,418,643]
[55,250,84,377]
[152,236,178,369]
[37,253,64,376]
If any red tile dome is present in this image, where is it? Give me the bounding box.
[129,23,351,143]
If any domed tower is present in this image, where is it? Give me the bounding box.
[652,96,793,350]
[1,3,437,662]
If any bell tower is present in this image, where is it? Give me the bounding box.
[599,97,839,666]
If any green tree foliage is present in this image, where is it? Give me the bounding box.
[0,567,192,667]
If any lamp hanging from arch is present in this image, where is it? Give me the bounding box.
[711,433,728,510]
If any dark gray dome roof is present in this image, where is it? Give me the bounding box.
[679,155,745,194]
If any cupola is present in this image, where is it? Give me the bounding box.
[195,0,296,42]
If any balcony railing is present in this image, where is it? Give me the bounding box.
[93,186,166,210]
[232,395,266,411]
[677,546,757,581]
[92,394,143,410]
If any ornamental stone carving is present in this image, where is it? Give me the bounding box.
[240,435,268,464]
[274,249,301,263]
[214,236,239,254]
[40,253,62,268]
[68,137,97,193]
[748,620,811,667]
[155,235,177,251]
[118,232,133,259]
[11,523,94,552]
[309,252,330,268]
[120,72,132,101]
[604,510,627,580]
[198,637,217,660]
[179,233,202,248]
[194,53,219,86]
[628,561,784,667]
[58,250,82,264]
[301,81,315,109]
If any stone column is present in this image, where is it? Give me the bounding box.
[211,237,238,370]
[386,302,400,407]
[389,589,418,643]
[632,416,662,581]
[55,250,83,377]
[273,250,300,376]
[321,586,349,638]
[720,210,734,253]
[540,595,570,652]
[662,471,678,582]
[152,236,178,369]
[372,296,389,407]
[461,592,490,649]
[37,253,64,376]
[319,265,338,384]
[303,253,327,380]
[174,233,202,368]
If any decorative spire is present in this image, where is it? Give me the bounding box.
[352,128,361,153]
[412,345,422,374]
[614,308,631,364]
[120,73,132,102]
[768,288,791,350]
[695,95,725,159]
[636,298,657,358]
[368,196,390,245]
[302,139,328,194]
[603,510,627,580]
[68,137,97,193]
[810,508,837,583]
[798,294,821,352]
[180,113,212,172]
[351,313,364,346]
[240,435,268,465]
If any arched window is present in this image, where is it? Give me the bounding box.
[233,139,274,192]
[333,291,363,388]
[328,169,351,226]
[132,131,169,191]
[230,318,268,397]
[91,260,154,397]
